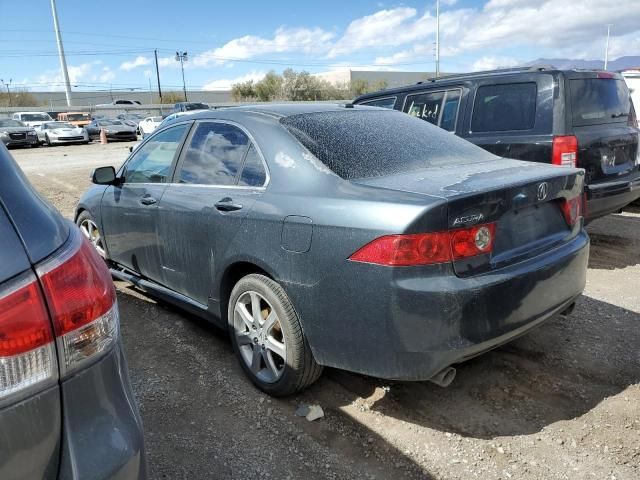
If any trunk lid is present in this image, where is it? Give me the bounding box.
[355,158,584,277]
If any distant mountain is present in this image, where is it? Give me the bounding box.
[524,56,640,71]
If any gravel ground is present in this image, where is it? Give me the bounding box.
[10,143,640,480]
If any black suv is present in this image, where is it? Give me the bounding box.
[173,102,209,113]
[354,67,640,220]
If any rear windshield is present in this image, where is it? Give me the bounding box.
[570,78,631,126]
[65,113,90,121]
[281,110,495,179]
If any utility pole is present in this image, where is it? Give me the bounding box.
[175,51,188,102]
[435,0,440,78]
[604,24,612,70]
[50,0,72,107]
[1,79,12,107]
[154,49,162,103]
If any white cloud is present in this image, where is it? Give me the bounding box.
[471,56,519,71]
[33,61,116,90]
[202,70,267,90]
[194,26,334,67]
[328,8,435,58]
[119,56,151,71]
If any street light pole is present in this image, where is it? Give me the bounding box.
[1,79,12,107]
[175,51,188,102]
[604,24,612,70]
[435,0,440,78]
[50,0,72,107]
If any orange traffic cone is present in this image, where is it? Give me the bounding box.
[100,128,108,144]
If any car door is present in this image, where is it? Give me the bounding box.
[100,122,191,281]
[157,120,268,305]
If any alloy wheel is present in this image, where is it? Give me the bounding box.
[79,218,106,258]
[233,291,286,383]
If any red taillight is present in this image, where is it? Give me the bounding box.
[349,223,496,266]
[0,274,57,403]
[450,223,496,260]
[552,135,578,167]
[38,232,118,375]
[597,72,615,79]
[39,239,115,336]
[560,196,583,227]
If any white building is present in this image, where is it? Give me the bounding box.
[622,69,640,111]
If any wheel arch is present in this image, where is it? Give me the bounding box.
[217,259,278,326]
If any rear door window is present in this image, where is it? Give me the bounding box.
[570,78,631,126]
[471,83,537,132]
[359,97,397,109]
[178,122,250,186]
[403,89,461,131]
[238,144,267,187]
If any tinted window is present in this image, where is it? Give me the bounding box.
[440,90,461,132]
[179,122,249,185]
[124,124,188,183]
[471,83,537,132]
[282,110,495,180]
[570,79,631,126]
[359,97,397,109]
[404,91,444,125]
[238,144,267,187]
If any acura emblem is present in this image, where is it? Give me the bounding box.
[537,182,549,201]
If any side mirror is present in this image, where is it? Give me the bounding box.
[92,166,117,185]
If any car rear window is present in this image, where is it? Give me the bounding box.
[281,110,495,180]
[570,78,631,126]
[471,83,537,132]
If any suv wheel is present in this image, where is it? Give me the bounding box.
[228,274,322,396]
[77,211,107,259]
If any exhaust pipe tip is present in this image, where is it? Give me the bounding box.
[429,366,456,387]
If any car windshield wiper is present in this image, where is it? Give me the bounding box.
[611,112,629,118]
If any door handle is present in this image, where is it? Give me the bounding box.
[215,198,243,212]
[140,195,157,205]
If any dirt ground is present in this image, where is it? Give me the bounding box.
[11,143,640,480]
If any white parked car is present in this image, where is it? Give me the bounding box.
[37,121,89,146]
[138,116,163,138]
[12,111,53,129]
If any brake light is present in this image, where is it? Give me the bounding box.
[0,274,57,404]
[560,196,583,227]
[38,231,118,375]
[597,72,615,79]
[349,223,496,266]
[552,136,578,167]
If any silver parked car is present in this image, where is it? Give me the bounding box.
[37,121,89,146]
[0,119,40,148]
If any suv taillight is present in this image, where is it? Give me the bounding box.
[552,135,578,167]
[0,274,57,404]
[1,230,118,405]
[349,223,496,266]
[38,232,118,376]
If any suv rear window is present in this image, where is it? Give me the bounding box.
[471,83,537,132]
[281,110,495,180]
[570,78,631,126]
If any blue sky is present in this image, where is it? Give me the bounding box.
[2,0,639,92]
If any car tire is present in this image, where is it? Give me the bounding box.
[228,274,323,396]
[76,210,108,259]
[45,134,51,146]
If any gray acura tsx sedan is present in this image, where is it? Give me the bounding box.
[75,104,589,396]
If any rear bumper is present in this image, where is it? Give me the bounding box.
[586,172,640,220]
[291,231,589,381]
[57,342,146,479]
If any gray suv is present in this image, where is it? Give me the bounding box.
[0,143,146,479]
